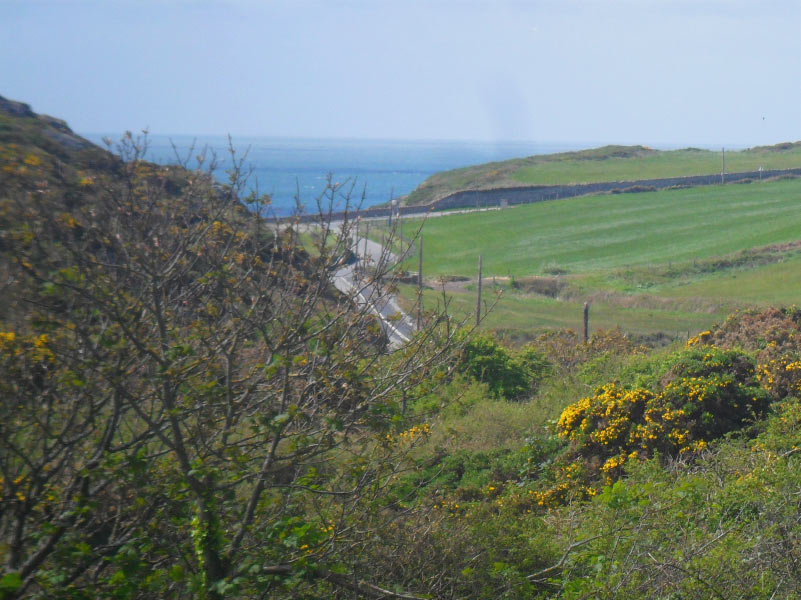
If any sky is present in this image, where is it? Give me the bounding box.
[1,0,800,146]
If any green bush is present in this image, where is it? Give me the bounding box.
[456,331,552,399]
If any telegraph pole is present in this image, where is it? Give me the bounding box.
[417,236,423,329]
[364,221,370,263]
[476,255,483,327]
[354,217,360,278]
[583,302,590,343]
[721,147,725,184]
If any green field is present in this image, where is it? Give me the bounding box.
[405,143,801,206]
[403,179,801,276]
[391,177,801,339]
[655,254,801,304]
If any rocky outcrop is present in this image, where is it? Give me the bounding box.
[0,95,35,117]
[0,94,94,150]
[40,124,94,150]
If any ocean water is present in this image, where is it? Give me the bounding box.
[84,134,581,216]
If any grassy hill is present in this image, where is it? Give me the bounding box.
[405,178,801,276]
[404,142,801,206]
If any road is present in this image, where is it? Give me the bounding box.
[332,234,416,349]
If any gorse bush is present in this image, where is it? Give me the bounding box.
[557,346,770,481]
[701,306,801,353]
[532,327,645,373]
[542,398,801,599]
[693,307,801,402]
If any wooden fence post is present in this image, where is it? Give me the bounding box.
[583,302,590,343]
[417,236,423,329]
[476,255,483,327]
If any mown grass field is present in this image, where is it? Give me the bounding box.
[389,177,801,340]
[404,178,801,276]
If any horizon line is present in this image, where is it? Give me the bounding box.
[78,132,798,152]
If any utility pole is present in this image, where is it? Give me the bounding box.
[476,255,483,327]
[364,221,370,264]
[721,147,725,184]
[417,236,423,330]
[354,217,360,279]
[583,302,590,343]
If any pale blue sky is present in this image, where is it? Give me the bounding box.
[2,0,800,145]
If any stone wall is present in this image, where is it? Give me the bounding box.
[282,167,801,223]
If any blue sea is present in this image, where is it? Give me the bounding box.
[84,134,582,216]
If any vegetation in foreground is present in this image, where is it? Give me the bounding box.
[4,97,801,599]
[371,309,801,598]
[1,98,457,599]
[404,142,801,206]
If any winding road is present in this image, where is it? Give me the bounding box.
[332,234,415,349]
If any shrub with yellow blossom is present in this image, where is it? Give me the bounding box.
[757,356,801,399]
[557,346,770,482]
[0,330,56,386]
[689,307,801,401]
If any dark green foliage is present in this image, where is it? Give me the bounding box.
[456,331,552,399]
[659,346,770,440]
[391,433,563,507]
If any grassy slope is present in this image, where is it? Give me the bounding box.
[655,254,801,304]
[391,178,801,338]
[405,143,801,206]
[409,284,722,337]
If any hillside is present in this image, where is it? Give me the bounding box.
[403,142,801,206]
[0,97,456,599]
